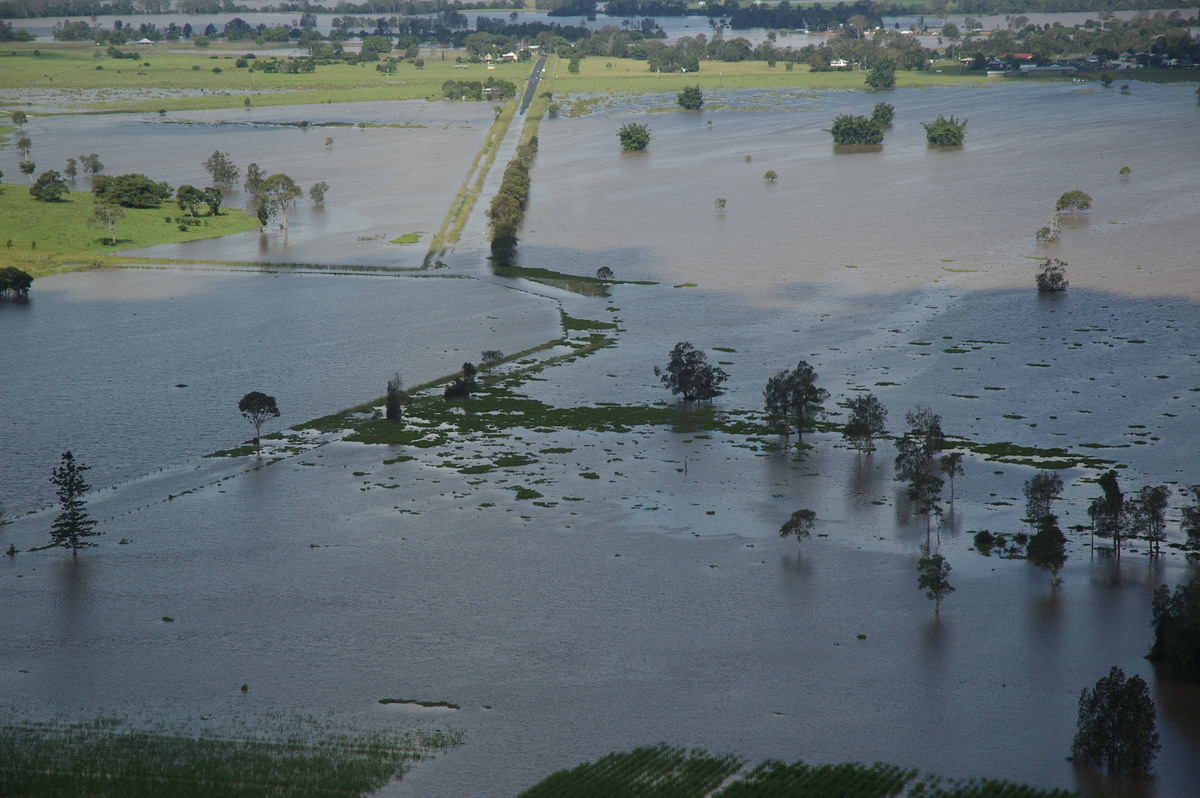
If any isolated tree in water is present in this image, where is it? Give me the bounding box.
[1027,513,1067,586]
[655,342,728,402]
[385,372,405,421]
[779,509,815,552]
[1072,666,1159,777]
[49,451,100,557]
[917,553,954,615]
[238,391,280,454]
[203,150,240,187]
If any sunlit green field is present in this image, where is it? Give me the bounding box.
[0,185,258,276]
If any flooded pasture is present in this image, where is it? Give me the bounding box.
[3,83,1200,797]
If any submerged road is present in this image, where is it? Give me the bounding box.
[519,55,548,115]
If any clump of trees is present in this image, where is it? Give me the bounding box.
[444,362,478,400]
[828,114,883,146]
[49,451,100,557]
[763,361,828,443]
[93,173,171,208]
[654,342,728,402]
[441,76,517,101]
[488,136,538,264]
[1150,579,1200,681]
[676,84,703,111]
[0,266,33,298]
[1072,667,1159,777]
[923,115,967,146]
[617,122,651,152]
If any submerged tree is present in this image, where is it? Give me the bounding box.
[1150,579,1200,682]
[385,372,404,421]
[203,150,240,187]
[871,102,895,126]
[49,451,100,557]
[923,115,967,146]
[1088,469,1126,558]
[1056,190,1093,215]
[676,84,703,110]
[939,452,964,504]
[238,391,280,454]
[828,114,883,146]
[779,509,816,551]
[260,174,302,228]
[1036,258,1069,292]
[309,181,329,205]
[894,406,945,482]
[655,342,728,402]
[1036,213,1061,243]
[617,122,651,152]
[842,393,888,454]
[1023,471,1064,528]
[1027,513,1068,586]
[917,554,954,614]
[444,362,478,400]
[1128,484,1171,557]
[1072,667,1159,777]
[763,361,829,443]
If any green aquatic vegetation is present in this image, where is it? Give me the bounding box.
[0,715,463,798]
[389,232,422,244]
[511,486,543,500]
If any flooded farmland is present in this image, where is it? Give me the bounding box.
[3,82,1200,797]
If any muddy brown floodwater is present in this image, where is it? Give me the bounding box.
[2,83,1199,798]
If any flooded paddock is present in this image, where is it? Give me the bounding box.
[3,83,1200,797]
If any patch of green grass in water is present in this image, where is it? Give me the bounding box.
[389,232,422,244]
[0,715,463,798]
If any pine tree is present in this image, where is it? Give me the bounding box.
[49,451,99,557]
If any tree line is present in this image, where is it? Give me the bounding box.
[487,134,538,264]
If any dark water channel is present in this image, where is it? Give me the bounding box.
[3,85,1200,797]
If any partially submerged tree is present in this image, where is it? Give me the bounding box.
[676,84,703,111]
[444,362,478,400]
[842,393,888,453]
[309,181,329,205]
[871,102,895,126]
[917,554,954,614]
[923,115,967,146]
[79,153,104,175]
[238,391,280,454]
[385,372,404,421]
[1056,189,1093,215]
[0,266,33,298]
[763,361,829,443]
[828,114,883,146]
[894,406,945,481]
[480,350,504,368]
[909,472,944,543]
[1035,214,1061,243]
[244,162,266,200]
[1036,258,1069,292]
[49,451,100,557]
[762,170,777,183]
[779,509,816,551]
[1180,485,1200,553]
[939,452,964,504]
[1023,471,1064,528]
[617,122,651,151]
[203,150,240,187]
[260,174,302,228]
[655,342,728,402]
[1072,667,1159,777]
[1150,579,1200,681]
[1027,513,1068,586]
[1128,484,1171,557]
[596,266,614,281]
[1088,470,1126,558]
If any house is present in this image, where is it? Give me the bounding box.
[136,38,155,45]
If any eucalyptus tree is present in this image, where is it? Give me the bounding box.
[763,361,828,443]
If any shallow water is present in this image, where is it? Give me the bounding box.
[3,85,1200,797]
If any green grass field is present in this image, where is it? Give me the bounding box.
[0,185,258,276]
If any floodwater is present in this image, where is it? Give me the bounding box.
[3,82,1200,798]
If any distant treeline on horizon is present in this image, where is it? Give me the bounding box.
[2,0,1198,21]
